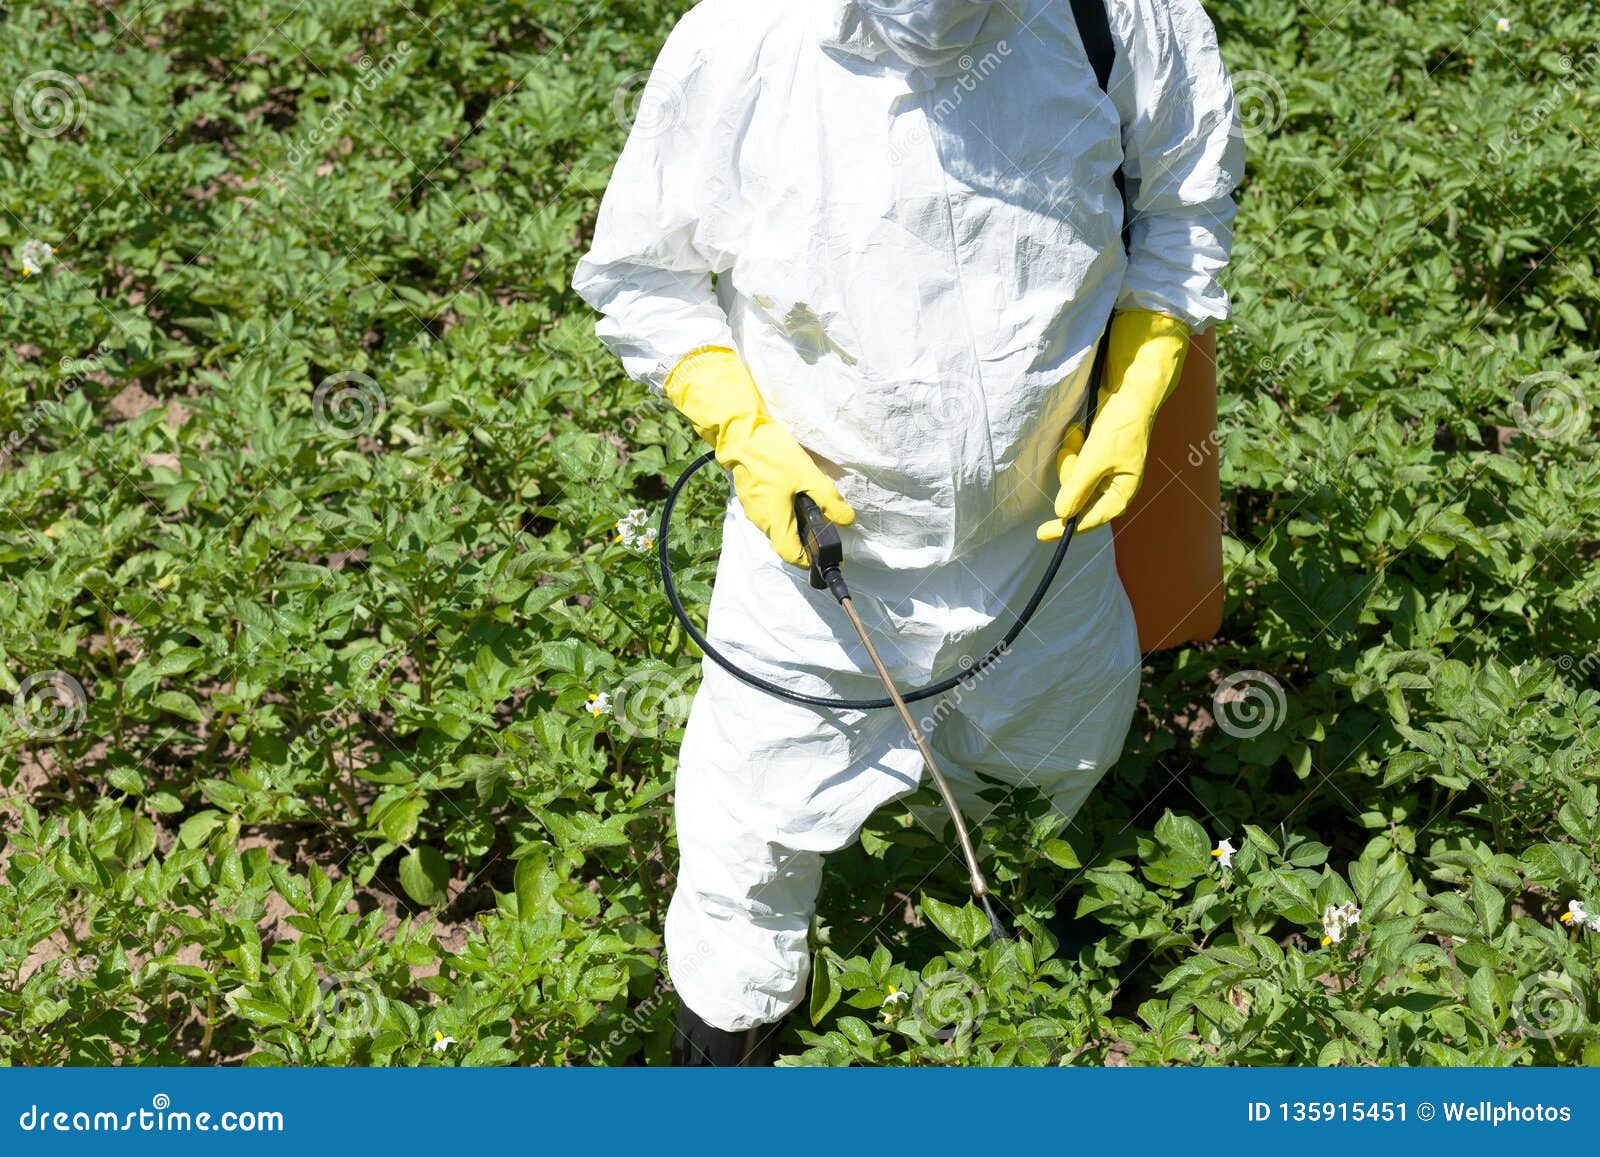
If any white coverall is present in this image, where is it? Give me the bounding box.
[573,0,1243,1031]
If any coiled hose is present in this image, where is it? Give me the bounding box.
[655,342,1107,712]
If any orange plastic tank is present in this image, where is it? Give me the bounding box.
[1111,329,1224,653]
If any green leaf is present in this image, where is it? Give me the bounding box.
[1470,876,1504,939]
[399,846,451,907]
[1286,840,1330,868]
[513,853,552,918]
[177,810,227,848]
[836,1016,876,1047]
[1042,838,1080,869]
[106,766,145,796]
[376,796,426,845]
[152,689,204,723]
[921,894,990,950]
[921,894,967,946]
[152,647,205,677]
[1242,824,1281,858]
[809,954,841,1026]
[1332,1009,1383,1054]
[1465,966,1497,1026]
[1155,811,1211,862]
[230,996,293,1028]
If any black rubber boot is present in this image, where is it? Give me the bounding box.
[670,1003,781,1067]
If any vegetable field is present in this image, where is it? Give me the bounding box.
[3,0,1599,1067]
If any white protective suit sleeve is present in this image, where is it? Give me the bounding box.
[571,10,740,391]
[1106,0,1244,331]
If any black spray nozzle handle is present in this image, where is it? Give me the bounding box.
[793,493,848,601]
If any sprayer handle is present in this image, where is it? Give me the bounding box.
[793,493,845,595]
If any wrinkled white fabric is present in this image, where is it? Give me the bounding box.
[665,511,1140,1031]
[575,0,1242,568]
[856,0,1006,68]
[573,0,1242,1032]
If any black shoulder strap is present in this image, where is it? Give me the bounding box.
[1067,0,1130,253]
[1069,0,1117,93]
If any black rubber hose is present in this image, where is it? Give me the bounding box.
[655,343,1106,712]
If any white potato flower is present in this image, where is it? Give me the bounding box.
[1559,899,1599,932]
[21,239,55,276]
[880,984,911,1022]
[616,508,657,553]
[1320,901,1362,946]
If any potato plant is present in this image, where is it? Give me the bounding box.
[1,0,1598,1066]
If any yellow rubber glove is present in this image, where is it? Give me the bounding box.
[1036,310,1191,540]
[664,347,855,568]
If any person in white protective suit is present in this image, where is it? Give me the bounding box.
[572,0,1243,1065]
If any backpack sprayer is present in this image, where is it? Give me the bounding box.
[656,345,1107,945]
